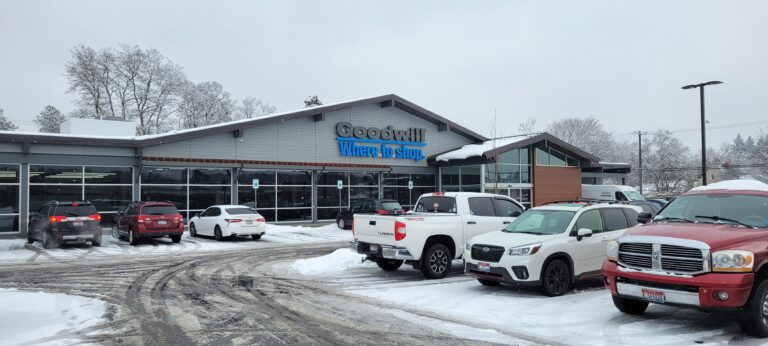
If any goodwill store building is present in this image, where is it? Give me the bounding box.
[0,94,624,236]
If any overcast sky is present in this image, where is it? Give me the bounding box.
[1,0,767,148]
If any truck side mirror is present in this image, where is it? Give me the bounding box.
[576,228,593,241]
[637,212,653,224]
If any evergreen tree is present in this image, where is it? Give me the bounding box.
[304,95,323,107]
[0,107,18,131]
[35,105,67,133]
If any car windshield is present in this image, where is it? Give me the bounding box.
[624,190,645,201]
[226,208,256,215]
[141,205,179,215]
[54,205,97,216]
[379,201,403,212]
[654,194,768,228]
[413,197,457,213]
[502,210,576,235]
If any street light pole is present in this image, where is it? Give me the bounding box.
[682,81,723,186]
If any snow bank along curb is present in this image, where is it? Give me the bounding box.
[291,248,375,275]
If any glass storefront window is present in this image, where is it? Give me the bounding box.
[536,148,549,165]
[499,149,520,165]
[461,165,481,188]
[318,172,348,186]
[485,164,521,184]
[317,208,342,221]
[29,185,82,212]
[350,172,378,186]
[350,187,377,204]
[256,209,276,222]
[277,186,311,207]
[238,186,276,209]
[277,208,312,222]
[85,185,133,213]
[189,186,231,210]
[85,166,132,184]
[141,167,187,184]
[0,185,19,213]
[30,165,82,184]
[140,185,187,212]
[0,165,19,233]
[317,187,349,207]
[278,171,311,185]
[520,148,529,165]
[190,168,231,185]
[0,164,20,183]
[237,170,276,185]
[0,215,19,233]
[411,174,435,186]
[550,149,567,166]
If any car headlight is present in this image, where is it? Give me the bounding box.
[607,241,619,262]
[508,243,541,256]
[712,250,754,272]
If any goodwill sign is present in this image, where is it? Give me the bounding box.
[335,122,426,161]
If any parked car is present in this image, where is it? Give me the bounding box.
[622,200,661,216]
[646,198,668,209]
[582,184,644,202]
[113,201,184,245]
[465,202,641,296]
[602,180,768,337]
[189,205,266,241]
[351,192,525,279]
[336,199,405,230]
[27,201,102,249]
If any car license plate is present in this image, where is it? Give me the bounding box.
[246,220,253,225]
[478,262,492,272]
[158,220,167,225]
[73,221,83,226]
[642,289,666,303]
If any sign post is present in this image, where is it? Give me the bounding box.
[408,180,413,209]
[337,179,343,213]
[252,179,260,210]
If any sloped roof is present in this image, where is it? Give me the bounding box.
[0,94,487,148]
[433,132,601,164]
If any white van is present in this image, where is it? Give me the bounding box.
[581,184,644,201]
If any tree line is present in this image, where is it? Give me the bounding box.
[518,116,768,195]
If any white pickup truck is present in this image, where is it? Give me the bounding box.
[351,192,525,279]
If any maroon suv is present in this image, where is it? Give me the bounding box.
[113,201,184,245]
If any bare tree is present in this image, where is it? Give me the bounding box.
[304,95,322,107]
[517,117,537,134]
[235,97,276,119]
[642,130,696,194]
[65,45,105,117]
[0,107,18,131]
[546,116,627,162]
[35,106,67,133]
[178,81,234,129]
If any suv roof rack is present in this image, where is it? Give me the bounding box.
[543,200,626,208]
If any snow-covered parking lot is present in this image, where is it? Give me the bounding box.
[291,249,763,346]
[0,223,350,264]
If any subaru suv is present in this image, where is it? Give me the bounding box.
[113,201,184,245]
[27,201,103,249]
[465,201,641,296]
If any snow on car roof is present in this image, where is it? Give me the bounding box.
[435,135,535,161]
[688,179,768,193]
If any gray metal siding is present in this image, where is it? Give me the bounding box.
[144,139,191,157]
[236,120,278,161]
[0,143,21,153]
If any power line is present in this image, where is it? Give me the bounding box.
[624,120,768,136]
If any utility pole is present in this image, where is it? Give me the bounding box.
[637,131,643,195]
[682,81,723,186]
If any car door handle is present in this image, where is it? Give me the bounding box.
[467,221,477,225]
[503,221,512,224]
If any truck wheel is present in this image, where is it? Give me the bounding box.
[129,228,139,245]
[738,280,768,337]
[170,234,182,243]
[612,295,648,315]
[376,258,403,271]
[478,279,501,286]
[337,218,346,230]
[541,259,571,296]
[42,231,57,249]
[421,244,451,279]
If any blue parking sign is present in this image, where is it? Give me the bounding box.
[252,179,259,189]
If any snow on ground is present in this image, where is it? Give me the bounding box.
[0,288,105,346]
[291,248,375,275]
[0,223,350,264]
[291,251,761,346]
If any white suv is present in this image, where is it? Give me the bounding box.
[464,202,642,296]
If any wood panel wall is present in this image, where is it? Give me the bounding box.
[533,165,582,206]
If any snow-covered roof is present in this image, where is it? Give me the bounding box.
[689,179,768,193]
[435,135,535,162]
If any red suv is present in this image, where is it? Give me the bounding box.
[113,201,184,245]
[602,180,768,336]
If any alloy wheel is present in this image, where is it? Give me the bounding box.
[430,249,448,274]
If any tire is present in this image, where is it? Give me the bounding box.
[92,235,102,247]
[170,234,182,243]
[541,259,571,296]
[337,218,346,230]
[478,279,501,286]
[376,258,404,271]
[612,295,649,315]
[738,280,768,337]
[26,232,34,244]
[42,231,56,249]
[190,223,197,237]
[128,228,138,245]
[420,243,452,279]
[251,234,262,240]
[214,226,223,241]
[111,226,120,240]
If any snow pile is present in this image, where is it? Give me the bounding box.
[0,288,105,345]
[436,135,534,162]
[689,179,768,193]
[291,248,374,275]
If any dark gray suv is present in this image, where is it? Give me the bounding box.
[27,201,103,249]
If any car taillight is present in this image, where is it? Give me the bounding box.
[225,219,242,223]
[88,214,101,221]
[49,216,67,223]
[256,218,265,222]
[138,217,151,223]
[175,214,183,221]
[394,221,406,241]
[375,209,388,215]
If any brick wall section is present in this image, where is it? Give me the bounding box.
[533,165,582,206]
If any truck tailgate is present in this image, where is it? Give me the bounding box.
[353,214,399,246]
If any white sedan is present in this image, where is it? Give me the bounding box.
[189,205,266,241]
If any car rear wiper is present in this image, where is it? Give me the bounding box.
[654,216,695,223]
[65,212,81,217]
[695,215,756,229]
